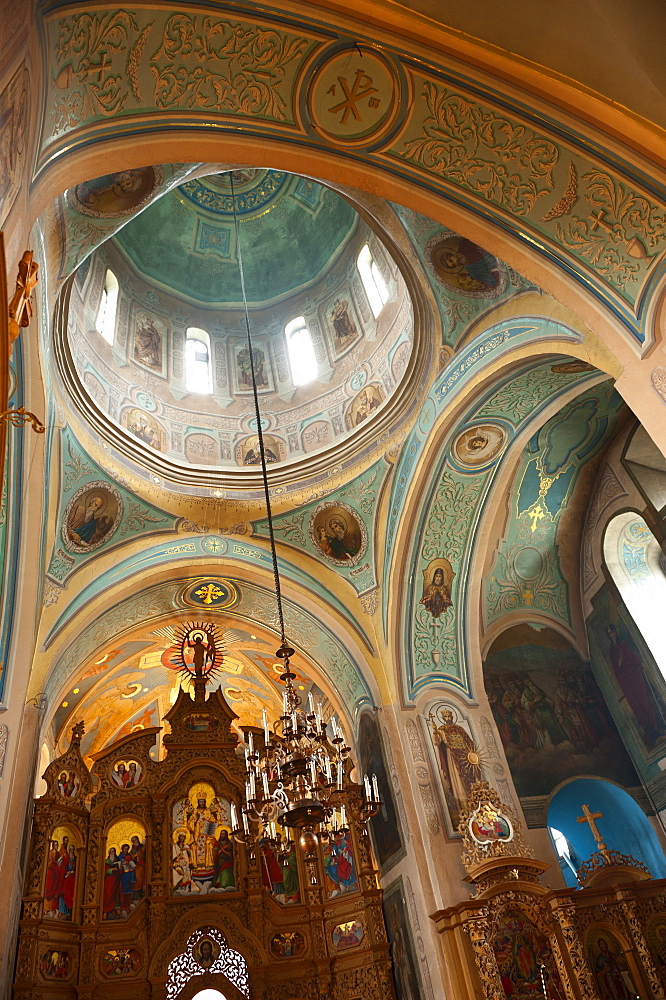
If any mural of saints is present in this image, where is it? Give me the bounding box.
[44,827,79,921]
[587,931,638,1000]
[237,346,267,388]
[323,830,358,897]
[493,908,561,1000]
[103,820,146,921]
[259,831,300,904]
[330,298,358,349]
[429,705,483,828]
[133,315,163,369]
[172,783,235,894]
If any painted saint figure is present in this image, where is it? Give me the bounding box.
[134,318,162,368]
[420,567,452,618]
[432,709,482,828]
[68,493,111,546]
[594,938,634,1000]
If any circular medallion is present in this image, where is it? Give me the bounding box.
[177,169,289,219]
[452,423,507,467]
[425,233,506,297]
[468,802,514,846]
[181,577,239,610]
[110,758,143,789]
[307,45,401,146]
[513,546,545,581]
[62,480,123,553]
[309,500,367,567]
[201,536,228,555]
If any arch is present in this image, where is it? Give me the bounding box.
[547,777,666,883]
[166,927,249,999]
[603,510,666,679]
[96,268,118,345]
[185,327,213,395]
[285,315,317,386]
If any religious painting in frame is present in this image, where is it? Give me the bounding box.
[585,927,641,1000]
[172,782,235,896]
[121,408,167,452]
[259,828,301,904]
[44,824,80,921]
[382,877,423,1000]
[62,481,122,554]
[492,907,559,1000]
[67,166,164,219]
[309,500,367,567]
[232,341,274,394]
[323,829,358,898]
[103,818,147,921]
[101,948,142,977]
[327,295,361,357]
[357,711,404,870]
[40,949,72,980]
[646,915,666,980]
[132,310,167,378]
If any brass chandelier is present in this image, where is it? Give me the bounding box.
[224,173,381,856]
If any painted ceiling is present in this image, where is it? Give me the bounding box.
[112,169,358,306]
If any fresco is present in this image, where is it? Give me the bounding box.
[587,585,666,758]
[428,702,483,829]
[346,383,384,428]
[172,783,235,895]
[44,825,80,921]
[241,434,282,465]
[492,908,559,1000]
[419,558,454,619]
[332,920,364,949]
[103,818,146,920]
[63,482,122,552]
[484,626,639,799]
[235,344,269,390]
[133,312,166,374]
[309,501,366,565]
[110,759,143,789]
[67,167,162,218]
[383,878,423,1000]
[425,233,503,297]
[452,423,507,467]
[586,929,639,1000]
[357,711,403,869]
[56,770,81,799]
[329,297,359,352]
[122,408,166,451]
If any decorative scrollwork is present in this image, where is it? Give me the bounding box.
[0,407,45,432]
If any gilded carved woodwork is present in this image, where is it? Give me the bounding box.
[15,684,396,999]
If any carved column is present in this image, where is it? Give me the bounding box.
[549,900,600,1000]
[464,910,505,1000]
[547,928,579,1000]
[618,893,665,999]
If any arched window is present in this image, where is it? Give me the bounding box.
[604,512,666,680]
[548,826,582,888]
[356,243,389,318]
[96,269,119,345]
[192,991,229,1000]
[285,316,317,386]
[185,328,212,394]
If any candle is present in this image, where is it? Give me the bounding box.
[249,771,256,798]
[372,774,379,802]
[364,774,372,799]
[292,710,298,732]
[242,811,249,834]
[270,821,277,840]
[245,781,251,804]
[262,770,270,797]
[337,760,343,790]
[231,802,238,829]
[308,692,314,714]
[248,731,254,753]
[340,805,347,828]
[310,759,317,786]
[325,758,333,783]
[262,708,269,743]
[331,715,337,738]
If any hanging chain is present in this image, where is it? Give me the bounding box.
[230,173,289,649]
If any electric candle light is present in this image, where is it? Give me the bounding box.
[372,774,379,802]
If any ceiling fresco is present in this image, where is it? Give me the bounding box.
[392,205,537,348]
[49,619,326,764]
[399,357,607,701]
[113,170,358,306]
[37,4,666,342]
[484,380,624,631]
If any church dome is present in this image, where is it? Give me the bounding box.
[65,168,415,481]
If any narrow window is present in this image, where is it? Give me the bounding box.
[357,243,389,318]
[96,269,119,345]
[285,316,317,386]
[185,327,212,394]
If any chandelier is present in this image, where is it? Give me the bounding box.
[222,173,381,857]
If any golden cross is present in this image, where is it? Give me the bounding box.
[528,504,545,532]
[522,587,533,606]
[577,803,607,849]
[589,209,615,236]
[194,583,223,605]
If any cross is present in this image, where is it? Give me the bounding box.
[589,209,615,236]
[87,52,110,83]
[194,583,223,605]
[577,803,607,850]
[528,504,545,532]
[328,69,378,125]
[522,587,533,606]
